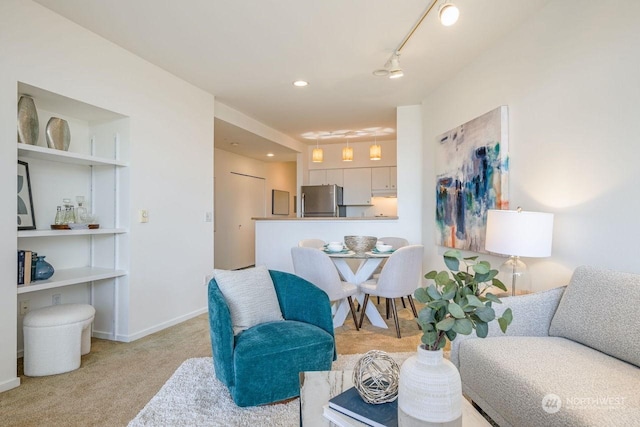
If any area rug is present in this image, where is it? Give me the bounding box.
[128,352,414,426]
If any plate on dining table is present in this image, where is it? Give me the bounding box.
[323,249,354,256]
[366,250,393,257]
[372,247,395,254]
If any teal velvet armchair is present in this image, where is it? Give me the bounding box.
[208,270,336,407]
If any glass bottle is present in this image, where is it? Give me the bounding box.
[76,196,87,224]
[54,206,64,225]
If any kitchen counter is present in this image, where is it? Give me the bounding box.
[252,216,398,221]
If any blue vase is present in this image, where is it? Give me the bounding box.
[34,256,54,281]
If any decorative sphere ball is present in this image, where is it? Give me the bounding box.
[352,350,400,404]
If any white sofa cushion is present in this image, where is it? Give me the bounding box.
[214,265,284,335]
[548,265,640,367]
[459,336,640,427]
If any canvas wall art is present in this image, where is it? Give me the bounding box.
[435,106,509,253]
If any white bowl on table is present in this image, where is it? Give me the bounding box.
[375,244,393,253]
[326,242,344,252]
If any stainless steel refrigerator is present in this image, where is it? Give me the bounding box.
[301,185,346,217]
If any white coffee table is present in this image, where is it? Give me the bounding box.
[300,370,491,427]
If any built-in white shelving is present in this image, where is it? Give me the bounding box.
[17,267,128,294]
[17,143,128,167]
[18,228,127,238]
[16,81,130,343]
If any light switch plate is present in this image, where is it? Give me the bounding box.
[139,209,149,223]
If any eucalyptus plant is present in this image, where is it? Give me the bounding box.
[415,249,513,351]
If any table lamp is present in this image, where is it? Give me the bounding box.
[484,208,554,295]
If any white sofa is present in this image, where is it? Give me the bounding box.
[450,266,640,427]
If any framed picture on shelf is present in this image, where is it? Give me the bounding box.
[17,160,36,230]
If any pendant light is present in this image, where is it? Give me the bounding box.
[370,134,382,161]
[342,138,353,162]
[312,138,323,163]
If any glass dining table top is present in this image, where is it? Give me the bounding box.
[322,249,392,258]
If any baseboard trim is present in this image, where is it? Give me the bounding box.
[94,307,208,343]
[0,377,21,393]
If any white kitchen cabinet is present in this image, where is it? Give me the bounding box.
[309,169,343,186]
[371,166,397,196]
[16,82,129,342]
[343,168,372,205]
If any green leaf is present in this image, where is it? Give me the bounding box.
[452,318,473,335]
[472,263,490,275]
[492,278,508,292]
[445,329,457,342]
[484,293,502,304]
[414,287,430,303]
[437,338,447,350]
[418,307,435,324]
[443,249,462,259]
[434,271,451,287]
[436,317,455,331]
[475,306,496,322]
[424,270,437,280]
[422,330,438,346]
[463,256,479,261]
[465,294,484,308]
[448,302,466,319]
[441,282,457,300]
[426,284,442,300]
[475,321,489,338]
[444,255,460,271]
[502,308,513,324]
[498,317,508,333]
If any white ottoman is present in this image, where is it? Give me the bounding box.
[23,303,96,376]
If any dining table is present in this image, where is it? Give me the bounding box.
[325,249,392,329]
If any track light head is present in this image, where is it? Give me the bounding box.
[388,56,404,79]
[439,2,459,26]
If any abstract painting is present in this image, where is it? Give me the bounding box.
[435,106,509,253]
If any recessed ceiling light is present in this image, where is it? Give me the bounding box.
[372,69,389,77]
[266,153,275,157]
[293,80,308,87]
[230,142,239,146]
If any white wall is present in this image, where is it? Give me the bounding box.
[256,106,423,272]
[0,0,214,391]
[421,0,640,290]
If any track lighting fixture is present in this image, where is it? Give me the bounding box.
[388,54,404,80]
[439,2,459,26]
[373,0,459,78]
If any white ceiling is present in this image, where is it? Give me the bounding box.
[34,0,550,162]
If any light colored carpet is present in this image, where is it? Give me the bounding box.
[128,352,415,427]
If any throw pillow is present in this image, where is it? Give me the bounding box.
[214,265,284,335]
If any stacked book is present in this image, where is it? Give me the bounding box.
[17,250,37,285]
[323,387,398,427]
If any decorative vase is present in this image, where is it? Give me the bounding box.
[398,346,462,425]
[17,95,39,145]
[45,117,71,151]
[34,256,55,281]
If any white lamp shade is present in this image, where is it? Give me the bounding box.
[312,147,323,162]
[370,144,381,160]
[342,146,353,161]
[485,209,554,257]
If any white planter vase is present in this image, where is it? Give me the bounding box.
[398,345,462,425]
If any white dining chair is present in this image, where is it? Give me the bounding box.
[372,236,410,303]
[291,247,359,330]
[298,239,326,249]
[358,245,424,338]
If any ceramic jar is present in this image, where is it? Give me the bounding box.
[398,345,462,425]
[34,256,55,281]
[17,95,39,145]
